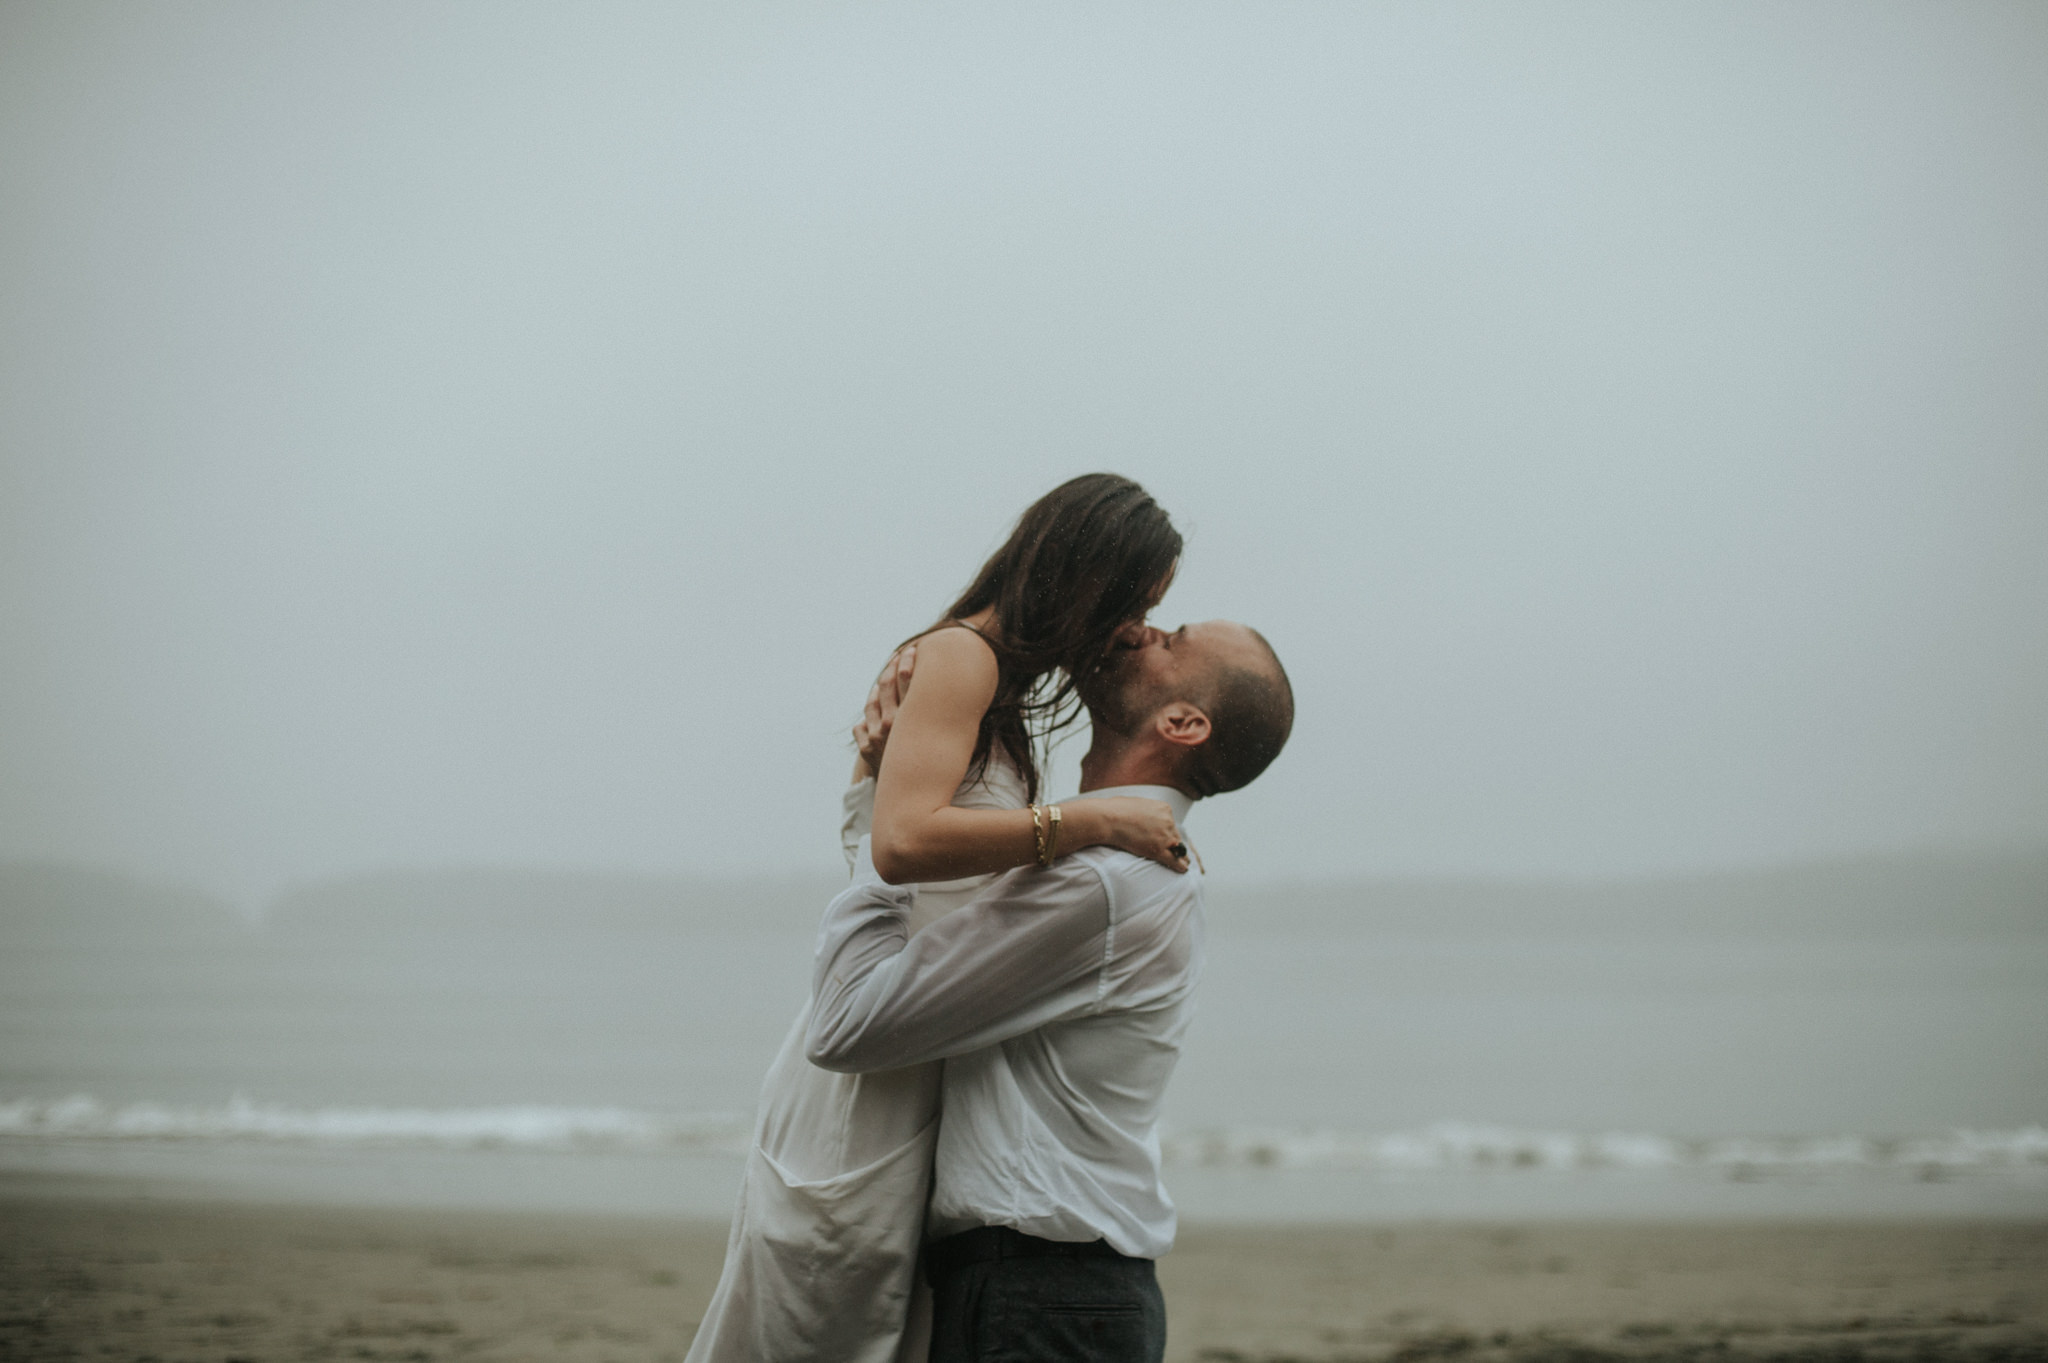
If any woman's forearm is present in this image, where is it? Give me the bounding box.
[869,801,1107,885]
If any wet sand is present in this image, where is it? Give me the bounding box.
[2,1194,2044,1362]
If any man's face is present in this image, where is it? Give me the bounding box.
[1086,620,1267,736]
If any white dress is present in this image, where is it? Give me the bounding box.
[684,755,1028,1363]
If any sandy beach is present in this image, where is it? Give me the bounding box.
[3,1191,2043,1363]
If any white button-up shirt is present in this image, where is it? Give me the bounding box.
[806,784,1203,1260]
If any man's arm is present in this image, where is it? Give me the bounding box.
[805,841,1114,1073]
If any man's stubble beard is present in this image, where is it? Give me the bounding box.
[1078,646,1157,740]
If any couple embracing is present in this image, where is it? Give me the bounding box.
[686,474,1294,1363]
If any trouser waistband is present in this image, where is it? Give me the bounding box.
[924,1225,1144,1282]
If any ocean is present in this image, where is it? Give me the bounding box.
[4,852,2045,1221]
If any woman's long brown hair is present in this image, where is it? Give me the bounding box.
[926,473,1182,803]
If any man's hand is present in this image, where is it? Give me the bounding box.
[851,642,916,780]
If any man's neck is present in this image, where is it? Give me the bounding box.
[1077,735,1192,797]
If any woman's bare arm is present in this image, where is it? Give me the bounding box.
[865,629,1186,884]
[868,629,1038,883]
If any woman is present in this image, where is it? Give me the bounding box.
[685,474,1190,1363]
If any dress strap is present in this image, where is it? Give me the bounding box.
[913,619,1003,658]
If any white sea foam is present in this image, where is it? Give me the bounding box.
[1156,1121,2048,1175]
[3,1097,2044,1178]
[0,1095,748,1154]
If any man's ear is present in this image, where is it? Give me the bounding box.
[1154,701,1211,750]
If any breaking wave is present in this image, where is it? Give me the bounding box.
[4,1098,2043,1178]
[0,1095,748,1154]
[1157,1121,2048,1176]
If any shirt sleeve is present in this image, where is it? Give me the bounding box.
[839,777,877,874]
[805,839,1114,1073]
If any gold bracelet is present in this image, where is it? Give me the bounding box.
[1044,804,1062,865]
[1029,804,1047,866]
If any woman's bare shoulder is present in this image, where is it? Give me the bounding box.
[904,624,1000,707]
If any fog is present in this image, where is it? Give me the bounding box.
[4,2,2045,901]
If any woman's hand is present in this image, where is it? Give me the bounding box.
[851,643,916,780]
[1067,796,1188,874]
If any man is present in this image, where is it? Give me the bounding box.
[806,620,1293,1363]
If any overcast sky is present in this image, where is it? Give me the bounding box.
[2,2,2044,900]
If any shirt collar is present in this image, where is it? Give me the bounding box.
[1066,783,1194,826]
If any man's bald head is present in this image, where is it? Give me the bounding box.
[1084,620,1294,799]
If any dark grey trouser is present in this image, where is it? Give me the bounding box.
[926,1230,1166,1363]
